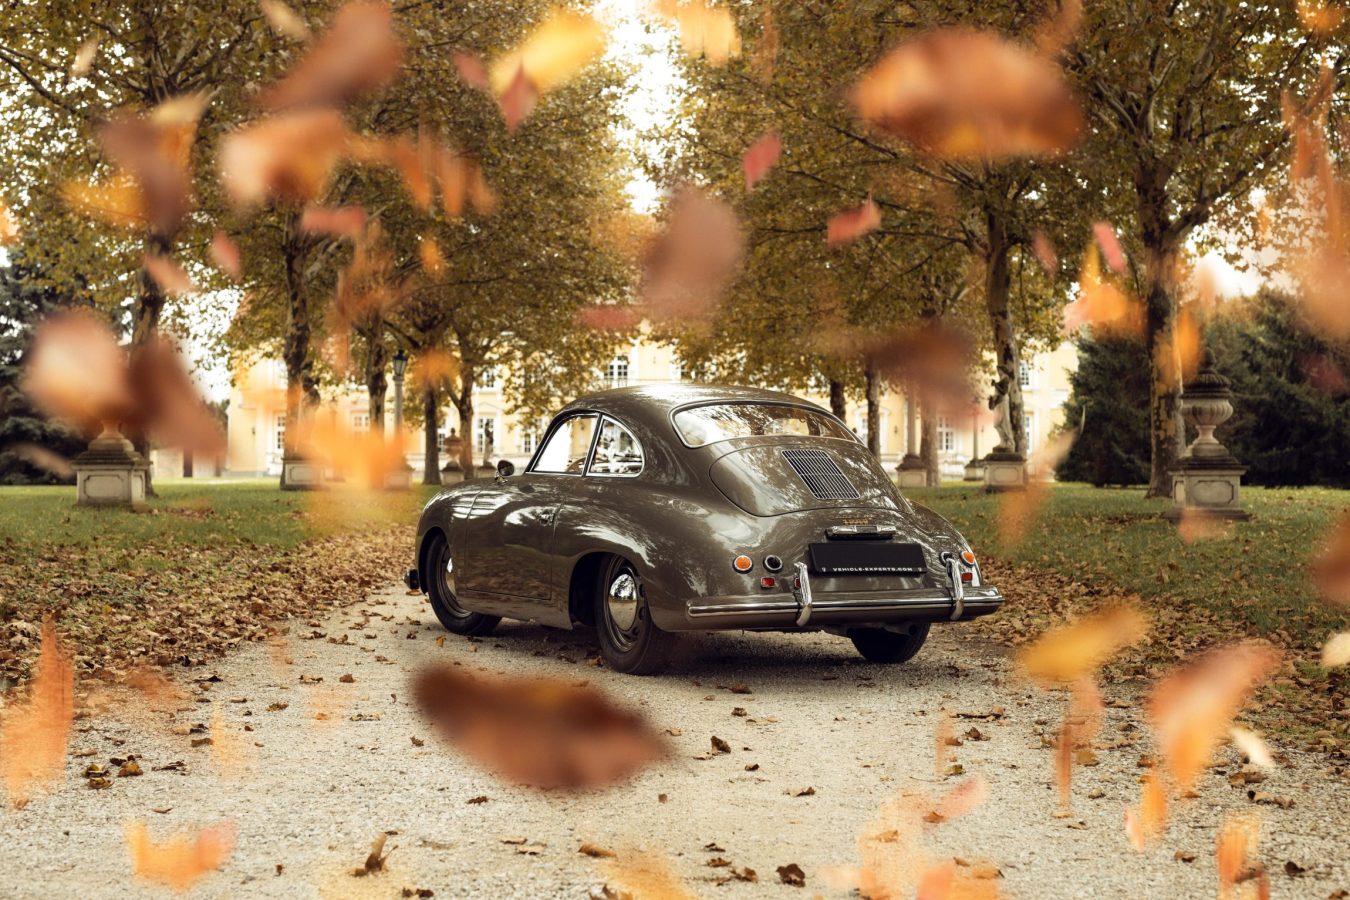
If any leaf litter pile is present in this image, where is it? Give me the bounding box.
[0,0,1347,897]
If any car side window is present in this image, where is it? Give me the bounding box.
[589,417,643,476]
[531,414,598,474]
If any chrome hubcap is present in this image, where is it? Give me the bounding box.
[606,572,638,632]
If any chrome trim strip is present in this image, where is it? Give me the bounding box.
[687,592,1004,618]
[792,561,813,626]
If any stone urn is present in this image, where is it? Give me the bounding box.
[895,452,927,488]
[982,444,1027,492]
[1164,349,1249,521]
[440,430,465,484]
[73,424,150,508]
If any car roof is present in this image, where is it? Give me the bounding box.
[558,383,829,427]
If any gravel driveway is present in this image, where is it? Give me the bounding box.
[1,583,1346,899]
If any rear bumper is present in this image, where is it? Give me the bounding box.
[681,585,1003,630]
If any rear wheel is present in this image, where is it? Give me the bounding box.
[850,623,930,664]
[595,555,673,675]
[425,531,499,636]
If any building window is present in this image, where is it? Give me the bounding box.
[479,367,497,390]
[937,416,955,453]
[518,429,538,455]
[1023,411,1036,453]
[475,417,496,456]
[352,413,370,432]
[274,414,286,451]
[605,355,629,388]
[670,360,686,382]
[1019,361,1035,390]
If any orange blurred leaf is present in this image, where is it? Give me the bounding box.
[0,198,18,245]
[260,0,311,40]
[853,28,1081,160]
[931,776,989,823]
[126,820,235,893]
[656,0,742,66]
[412,664,666,789]
[0,621,73,807]
[22,312,131,427]
[1031,231,1058,274]
[1312,511,1350,607]
[1092,221,1126,273]
[61,177,148,231]
[143,253,197,296]
[488,9,606,130]
[1216,814,1267,900]
[219,110,350,208]
[211,230,243,281]
[742,131,781,191]
[641,185,743,328]
[1320,631,1350,667]
[1065,244,1145,337]
[453,50,489,90]
[71,37,98,76]
[299,205,367,238]
[604,851,697,900]
[997,429,1078,548]
[1147,643,1281,794]
[1125,769,1168,851]
[259,0,403,110]
[827,196,881,245]
[1017,604,1149,686]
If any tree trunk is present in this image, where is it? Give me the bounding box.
[280,211,316,488]
[422,386,440,485]
[828,378,847,420]
[129,231,172,496]
[863,364,881,457]
[983,209,1025,455]
[919,396,940,486]
[365,321,388,433]
[1136,163,1186,498]
[455,371,476,479]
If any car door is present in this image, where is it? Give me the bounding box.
[458,413,598,620]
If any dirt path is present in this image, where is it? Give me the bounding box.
[1,583,1346,899]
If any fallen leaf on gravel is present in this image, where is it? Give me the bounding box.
[1284,860,1306,876]
[604,850,696,900]
[118,760,143,777]
[776,863,806,887]
[0,621,73,807]
[1018,604,1148,685]
[580,843,615,858]
[1175,850,1197,863]
[945,763,965,776]
[412,664,665,790]
[706,856,731,867]
[353,833,393,876]
[728,682,752,694]
[339,673,355,684]
[791,786,816,797]
[710,736,731,754]
[466,795,488,804]
[88,776,112,789]
[126,820,235,892]
[1148,643,1281,793]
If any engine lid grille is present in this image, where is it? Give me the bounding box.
[781,448,860,500]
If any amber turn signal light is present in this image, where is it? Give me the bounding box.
[961,550,976,565]
[733,555,753,573]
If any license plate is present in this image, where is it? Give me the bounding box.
[807,541,925,575]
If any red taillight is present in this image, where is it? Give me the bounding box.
[961,572,973,583]
[759,576,776,589]
[792,576,802,590]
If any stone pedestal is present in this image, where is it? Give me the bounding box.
[896,454,927,488]
[983,446,1026,492]
[962,458,986,482]
[383,466,412,490]
[281,454,325,491]
[73,427,150,508]
[1164,350,1250,522]
[440,434,465,484]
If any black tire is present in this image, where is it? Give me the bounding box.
[425,531,500,637]
[595,555,673,675]
[850,623,930,664]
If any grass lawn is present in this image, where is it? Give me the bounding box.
[915,482,1349,750]
[0,480,440,686]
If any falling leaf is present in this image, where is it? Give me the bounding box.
[353,832,392,876]
[1229,727,1275,769]
[640,184,744,328]
[259,1,404,110]
[1320,631,1350,667]
[453,50,489,90]
[1216,814,1267,900]
[1032,231,1058,274]
[299,205,367,238]
[125,667,187,710]
[1298,0,1345,34]
[742,132,781,191]
[487,9,606,131]
[144,254,197,296]
[0,621,73,807]
[210,706,252,780]
[931,776,989,823]
[1033,0,1082,55]
[412,664,665,789]
[71,37,98,76]
[1092,222,1126,273]
[1125,770,1168,851]
[1064,244,1145,337]
[1148,643,1282,794]
[219,111,351,208]
[934,711,954,777]
[1053,719,1074,810]
[826,196,881,245]
[853,28,1082,160]
[1313,512,1350,607]
[126,820,235,893]
[10,444,73,478]
[260,0,311,40]
[997,429,1078,547]
[579,843,615,858]
[604,850,697,900]
[203,232,241,283]
[22,312,132,429]
[655,0,742,66]
[1017,604,1149,686]
[61,176,148,231]
[577,305,642,332]
[0,198,18,245]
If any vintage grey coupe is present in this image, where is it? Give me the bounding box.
[405,385,1003,674]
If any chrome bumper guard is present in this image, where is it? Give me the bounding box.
[942,552,964,620]
[791,561,813,626]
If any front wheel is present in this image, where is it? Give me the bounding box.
[425,532,499,637]
[850,623,930,664]
[595,556,673,675]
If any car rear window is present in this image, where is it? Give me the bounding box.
[673,403,856,448]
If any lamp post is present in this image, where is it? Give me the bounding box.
[386,348,412,489]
